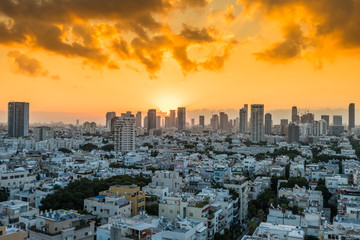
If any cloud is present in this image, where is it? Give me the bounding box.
[238,0,360,65]
[7,50,49,77]
[223,4,236,23]
[0,0,233,77]
[254,23,307,63]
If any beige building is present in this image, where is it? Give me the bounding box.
[28,210,95,240]
[0,220,28,240]
[84,195,131,224]
[0,200,38,224]
[0,170,34,188]
[100,185,145,217]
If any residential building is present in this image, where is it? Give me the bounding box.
[8,102,29,137]
[100,185,146,217]
[84,195,131,224]
[28,210,95,240]
[114,111,135,152]
[250,104,264,143]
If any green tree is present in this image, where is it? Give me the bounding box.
[258,209,265,222]
[281,204,287,224]
[58,148,72,154]
[248,220,258,235]
[80,143,98,152]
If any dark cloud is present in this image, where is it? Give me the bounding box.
[7,50,49,77]
[180,0,210,8]
[254,23,307,62]
[179,24,215,43]
[0,0,234,77]
[238,0,360,63]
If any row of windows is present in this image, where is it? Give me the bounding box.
[1,175,25,180]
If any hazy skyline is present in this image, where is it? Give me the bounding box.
[1,0,360,116]
[0,107,358,126]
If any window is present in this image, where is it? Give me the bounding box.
[55,228,57,231]
[85,232,88,236]
[189,213,193,217]
[170,210,173,213]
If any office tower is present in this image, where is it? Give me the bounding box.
[280,119,289,135]
[312,121,321,136]
[106,112,116,129]
[265,113,272,135]
[291,106,299,123]
[177,107,186,131]
[349,103,355,130]
[147,109,156,132]
[33,126,53,142]
[286,123,300,143]
[156,116,161,129]
[191,119,195,126]
[89,122,97,134]
[143,116,148,129]
[169,110,176,128]
[8,102,29,137]
[219,112,229,130]
[319,119,327,136]
[165,117,170,128]
[76,119,79,127]
[136,111,142,128]
[321,115,330,130]
[333,115,342,126]
[239,104,248,133]
[199,115,205,128]
[250,104,264,142]
[211,114,219,130]
[114,112,135,152]
[109,117,119,133]
[301,113,314,124]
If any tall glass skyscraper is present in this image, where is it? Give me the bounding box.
[8,102,29,137]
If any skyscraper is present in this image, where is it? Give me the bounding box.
[286,123,300,143]
[301,113,314,123]
[8,102,29,137]
[156,116,161,129]
[349,103,355,130]
[177,107,186,131]
[169,110,176,128]
[114,111,135,152]
[219,112,229,131]
[321,115,330,130]
[106,112,116,130]
[136,111,142,128]
[265,113,272,135]
[250,104,264,143]
[147,109,156,133]
[333,115,342,126]
[291,106,299,123]
[280,119,289,135]
[199,115,205,128]
[211,114,219,130]
[191,119,195,126]
[239,104,248,134]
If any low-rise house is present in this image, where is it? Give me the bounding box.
[84,195,131,224]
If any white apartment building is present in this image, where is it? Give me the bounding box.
[84,195,131,224]
[0,169,34,188]
[114,112,135,152]
[151,171,183,193]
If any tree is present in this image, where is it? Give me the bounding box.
[146,203,159,216]
[58,148,72,154]
[281,204,287,224]
[80,143,98,152]
[258,209,265,222]
[101,144,114,152]
[315,185,332,205]
[247,220,258,235]
[298,207,304,227]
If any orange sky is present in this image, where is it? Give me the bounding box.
[1,0,360,121]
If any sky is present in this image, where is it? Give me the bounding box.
[1,0,360,124]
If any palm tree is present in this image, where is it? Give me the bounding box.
[298,207,304,227]
[258,209,265,223]
[281,204,287,225]
[247,220,258,235]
